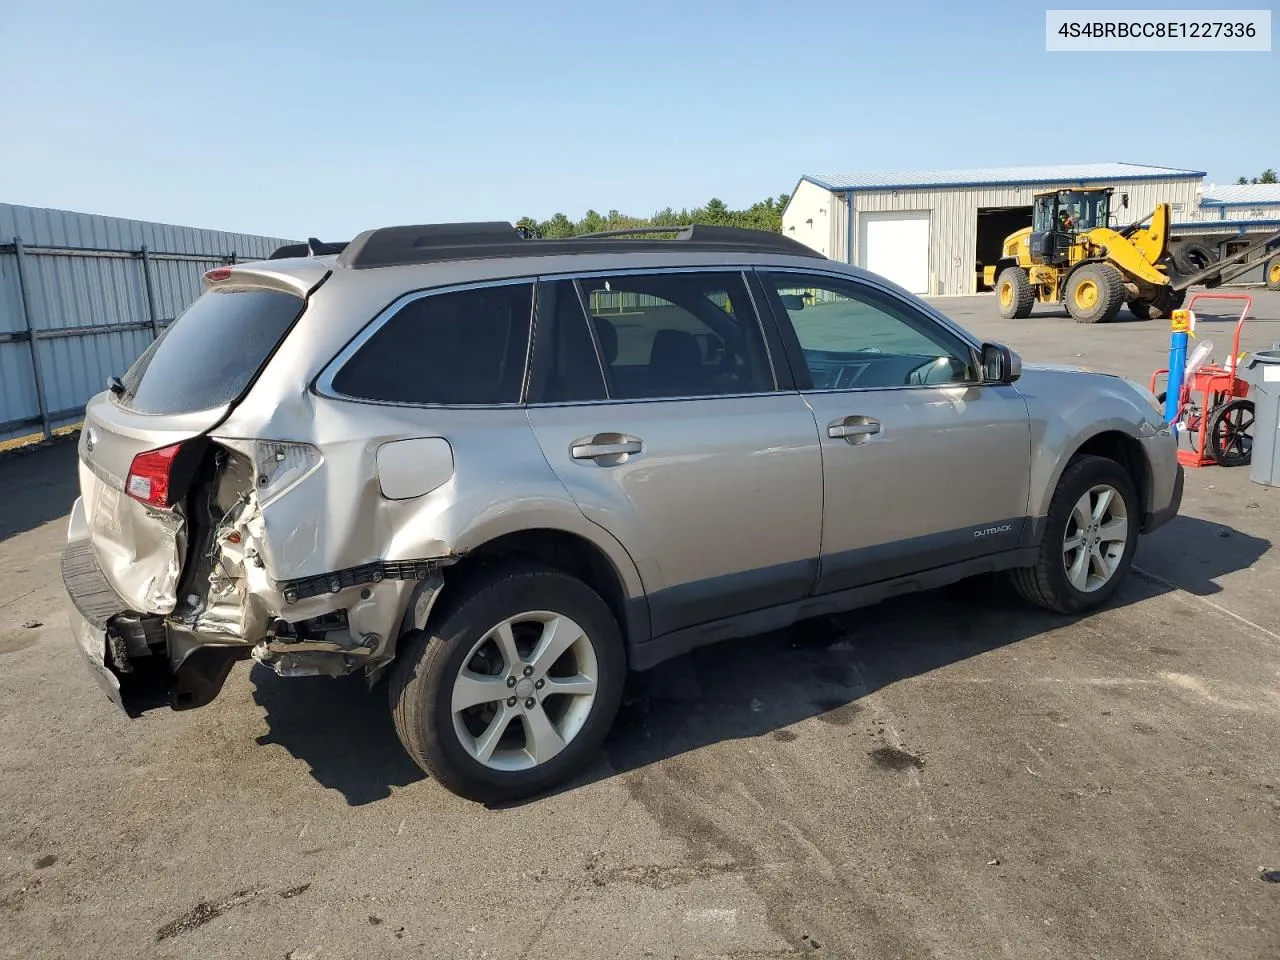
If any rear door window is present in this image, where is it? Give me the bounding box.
[573,271,774,400]
[331,282,534,405]
[118,287,305,415]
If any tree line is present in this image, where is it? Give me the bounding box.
[1235,169,1277,184]
[515,195,790,239]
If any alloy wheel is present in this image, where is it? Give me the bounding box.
[450,611,598,771]
[1062,483,1129,592]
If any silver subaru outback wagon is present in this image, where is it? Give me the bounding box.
[62,222,1182,802]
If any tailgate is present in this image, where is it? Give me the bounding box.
[75,276,316,613]
[77,394,223,613]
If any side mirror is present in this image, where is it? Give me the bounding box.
[980,342,1021,384]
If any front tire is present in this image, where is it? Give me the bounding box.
[996,267,1035,319]
[1065,263,1125,324]
[1010,455,1139,614]
[389,565,626,803]
[1266,256,1280,292]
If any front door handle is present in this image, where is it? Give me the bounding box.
[828,417,881,443]
[570,433,644,464]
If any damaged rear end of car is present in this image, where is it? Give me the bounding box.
[60,255,428,715]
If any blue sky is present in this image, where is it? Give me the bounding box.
[1,0,1275,239]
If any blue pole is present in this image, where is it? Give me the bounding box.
[1164,310,1189,425]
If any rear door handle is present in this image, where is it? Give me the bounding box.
[828,417,881,443]
[570,433,644,463]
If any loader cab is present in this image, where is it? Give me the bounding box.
[1030,188,1112,264]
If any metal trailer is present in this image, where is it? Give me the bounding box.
[1167,220,1280,289]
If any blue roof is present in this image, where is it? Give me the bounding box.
[1172,217,1280,231]
[804,162,1205,193]
[1200,183,1280,206]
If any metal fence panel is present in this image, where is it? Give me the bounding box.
[0,203,293,441]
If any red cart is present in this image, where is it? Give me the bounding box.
[1149,292,1255,468]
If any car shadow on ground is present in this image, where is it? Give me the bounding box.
[250,667,427,804]
[0,441,80,543]
[249,515,1268,807]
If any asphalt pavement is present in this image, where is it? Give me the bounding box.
[2,289,1278,960]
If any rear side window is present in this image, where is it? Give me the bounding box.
[119,287,304,415]
[574,271,774,400]
[332,283,533,405]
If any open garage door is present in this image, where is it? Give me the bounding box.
[976,206,1032,291]
[860,212,930,294]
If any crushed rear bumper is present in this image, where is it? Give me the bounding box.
[61,538,248,716]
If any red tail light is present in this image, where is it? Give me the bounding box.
[126,443,184,507]
[204,267,233,282]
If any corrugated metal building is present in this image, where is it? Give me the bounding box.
[781,162,1205,296]
[0,203,293,441]
[1193,183,1280,221]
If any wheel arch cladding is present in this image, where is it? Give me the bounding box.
[432,528,645,656]
[1065,431,1150,519]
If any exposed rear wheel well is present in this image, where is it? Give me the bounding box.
[439,530,634,653]
[1072,431,1149,518]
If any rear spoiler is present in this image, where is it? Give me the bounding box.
[268,237,350,260]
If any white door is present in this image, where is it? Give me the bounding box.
[860,212,930,294]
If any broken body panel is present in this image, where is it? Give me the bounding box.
[62,255,652,713]
[63,240,1182,723]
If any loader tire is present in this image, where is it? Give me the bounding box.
[1129,287,1185,321]
[1127,300,1156,321]
[996,267,1034,319]
[1065,263,1125,323]
[1266,256,1280,292]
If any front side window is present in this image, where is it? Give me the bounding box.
[331,282,533,405]
[575,271,773,400]
[761,272,976,390]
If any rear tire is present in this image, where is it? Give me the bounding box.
[1266,255,1280,292]
[1127,299,1155,321]
[996,267,1035,319]
[1128,286,1185,321]
[389,564,626,804]
[1065,263,1125,323]
[1010,455,1139,615]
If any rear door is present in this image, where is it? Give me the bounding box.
[756,269,1032,596]
[76,277,312,613]
[525,269,823,638]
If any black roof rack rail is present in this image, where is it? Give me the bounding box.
[335,221,822,269]
[569,224,805,251]
[269,237,350,260]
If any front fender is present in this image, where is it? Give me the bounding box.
[1015,367,1172,520]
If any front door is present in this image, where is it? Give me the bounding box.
[756,269,1032,595]
[525,270,823,637]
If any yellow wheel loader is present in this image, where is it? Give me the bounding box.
[990,188,1181,323]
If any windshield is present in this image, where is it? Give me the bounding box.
[1061,190,1109,229]
[1043,190,1111,232]
[117,287,305,415]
